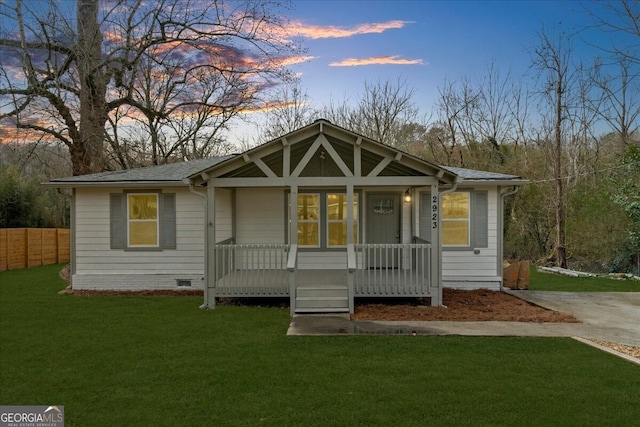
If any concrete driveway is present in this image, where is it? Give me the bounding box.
[288,291,640,349]
[506,290,640,347]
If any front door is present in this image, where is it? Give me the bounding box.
[366,193,401,268]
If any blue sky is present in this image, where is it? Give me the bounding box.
[260,0,629,123]
[1,0,634,147]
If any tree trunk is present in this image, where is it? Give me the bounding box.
[555,78,567,268]
[75,0,106,175]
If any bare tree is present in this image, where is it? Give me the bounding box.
[586,0,640,66]
[531,27,581,268]
[475,63,516,163]
[592,58,640,148]
[321,78,421,147]
[434,78,467,166]
[433,63,521,169]
[355,78,419,145]
[107,50,242,167]
[0,0,299,175]
[566,65,601,185]
[508,82,534,148]
[258,83,318,142]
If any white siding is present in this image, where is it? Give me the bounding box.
[443,277,501,290]
[235,188,285,244]
[215,188,233,242]
[73,187,205,289]
[72,274,205,291]
[442,187,499,284]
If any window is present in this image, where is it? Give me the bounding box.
[289,192,359,248]
[420,191,488,249]
[110,192,176,250]
[442,192,470,246]
[128,193,159,247]
[327,193,358,247]
[296,194,320,247]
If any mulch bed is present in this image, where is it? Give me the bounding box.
[62,285,578,323]
[352,288,580,323]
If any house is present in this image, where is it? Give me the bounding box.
[49,120,526,314]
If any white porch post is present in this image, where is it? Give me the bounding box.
[346,184,355,313]
[289,185,298,314]
[290,185,298,245]
[430,183,442,306]
[203,185,217,309]
[346,185,354,245]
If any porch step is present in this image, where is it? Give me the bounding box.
[295,307,349,313]
[296,285,347,299]
[295,285,349,313]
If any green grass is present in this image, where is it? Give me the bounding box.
[1,264,639,426]
[530,266,640,292]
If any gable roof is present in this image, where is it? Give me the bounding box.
[47,156,234,188]
[188,119,460,184]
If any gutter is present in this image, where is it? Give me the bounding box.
[438,181,458,197]
[453,179,529,186]
[44,180,187,189]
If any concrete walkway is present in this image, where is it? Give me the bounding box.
[287,291,640,350]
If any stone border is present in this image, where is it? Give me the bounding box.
[572,337,640,366]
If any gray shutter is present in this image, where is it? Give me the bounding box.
[161,193,176,249]
[473,191,488,248]
[110,193,125,249]
[420,192,431,240]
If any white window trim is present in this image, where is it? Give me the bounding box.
[287,190,361,250]
[326,193,359,248]
[127,192,160,248]
[442,191,471,248]
[290,193,321,248]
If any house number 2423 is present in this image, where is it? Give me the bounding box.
[431,195,438,229]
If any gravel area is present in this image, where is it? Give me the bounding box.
[587,339,640,360]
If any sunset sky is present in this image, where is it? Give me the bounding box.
[0,0,635,148]
[236,0,633,141]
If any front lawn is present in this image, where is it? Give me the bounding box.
[1,265,639,426]
[529,266,640,291]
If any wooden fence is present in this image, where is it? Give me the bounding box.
[0,228,70,271]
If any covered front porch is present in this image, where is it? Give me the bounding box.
[210,240,432,314]
[188,120,457,314]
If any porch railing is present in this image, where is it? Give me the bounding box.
[212,241,431,301]
[353,242,431,296]
[213,242,290,296]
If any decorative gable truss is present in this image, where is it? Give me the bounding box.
[198,120,456,187]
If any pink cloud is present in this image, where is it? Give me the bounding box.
[285,20,412,39]
[329,55,424,67]
[274,55,315,67]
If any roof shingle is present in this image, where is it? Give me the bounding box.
[49,156,234,184]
